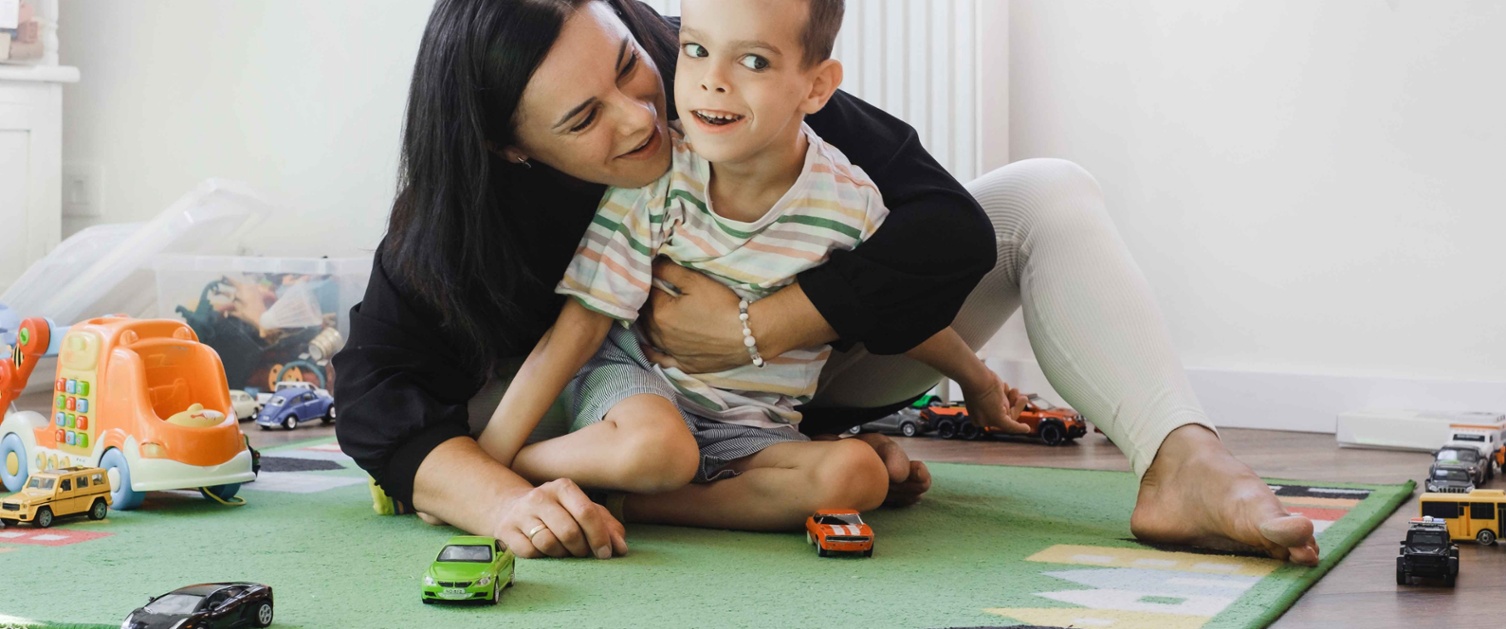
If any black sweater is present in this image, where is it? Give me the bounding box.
[334,69,994,507]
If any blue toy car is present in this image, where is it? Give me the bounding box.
[255,388,335,430]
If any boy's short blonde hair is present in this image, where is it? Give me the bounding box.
[800,0,844,68]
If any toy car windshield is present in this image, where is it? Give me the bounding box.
[24,477,54,490]
[438,545,493,562]
[143,594,205,615]
[1435,449,1479,463]
[1027,395,1057,409]
[814,514,861,526]
[1408,531,1447,547]
[1432,469,1469,481]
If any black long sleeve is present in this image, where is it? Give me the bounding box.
[801,92,995,354]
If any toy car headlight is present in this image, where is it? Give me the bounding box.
[424,575,437,586]
[140,442,168,459]
[477,575,493,586]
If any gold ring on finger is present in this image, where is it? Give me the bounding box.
[526,524,548,540]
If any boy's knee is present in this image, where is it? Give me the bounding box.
[602,412,698,493]
[811,440,888,512]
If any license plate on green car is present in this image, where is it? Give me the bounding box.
[441,587,467,599]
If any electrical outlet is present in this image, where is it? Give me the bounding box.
[62,162,104,218]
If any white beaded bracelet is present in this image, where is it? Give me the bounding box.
[738,299,765,368]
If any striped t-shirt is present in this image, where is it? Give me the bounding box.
[557,125,887,429]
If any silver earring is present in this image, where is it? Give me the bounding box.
[515,156,532,169]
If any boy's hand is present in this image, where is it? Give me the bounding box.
[961,372,1031,434]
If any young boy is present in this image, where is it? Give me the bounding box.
[480,0,1028,532]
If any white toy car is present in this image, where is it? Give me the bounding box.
[229,390,262,422]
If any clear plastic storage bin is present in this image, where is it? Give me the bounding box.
[153,255,372,395]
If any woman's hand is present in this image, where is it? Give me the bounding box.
[640,259,748,373]
[491,478,629,560]
[960,372,1031,434]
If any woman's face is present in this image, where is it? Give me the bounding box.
[508,2,673,188]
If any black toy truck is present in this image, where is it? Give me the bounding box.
[1396,517,1459,587]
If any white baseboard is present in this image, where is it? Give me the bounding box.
[982,358,1506,434]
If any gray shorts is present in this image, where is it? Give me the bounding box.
[566,326,809,482]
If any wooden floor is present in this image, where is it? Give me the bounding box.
[16,384,1490,627]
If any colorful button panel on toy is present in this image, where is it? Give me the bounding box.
[53,369,97,457]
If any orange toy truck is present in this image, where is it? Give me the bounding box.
[923,394,1087,445]
[1,316,255,509]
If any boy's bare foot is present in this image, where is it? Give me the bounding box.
[815,432,933,507]
[1130,425,1320,565]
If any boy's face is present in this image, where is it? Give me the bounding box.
[676,0,824,165]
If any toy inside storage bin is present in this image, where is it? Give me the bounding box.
[153,255,372,396]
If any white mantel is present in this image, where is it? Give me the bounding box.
[0,64,79,83]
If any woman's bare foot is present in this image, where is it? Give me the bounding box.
[1130,425,1321,565]
[417,511,447,526]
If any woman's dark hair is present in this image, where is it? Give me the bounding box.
[382,0,677,368]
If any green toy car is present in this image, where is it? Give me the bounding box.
[421,535,516,605]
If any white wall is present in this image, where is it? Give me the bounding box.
[59,0,1006,257]
[999,0,1506,415]
[58,0,434,256]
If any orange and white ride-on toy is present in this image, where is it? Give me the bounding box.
[1,316,255,509]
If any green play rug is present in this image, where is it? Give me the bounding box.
[0,438,1410,629]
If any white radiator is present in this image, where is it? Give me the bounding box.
[640,0,985,182]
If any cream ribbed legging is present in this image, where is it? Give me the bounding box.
[805,158,1215,478]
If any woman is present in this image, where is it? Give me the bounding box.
[334,0,1319,565]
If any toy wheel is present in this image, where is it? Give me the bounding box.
[900,422,918,437]
[817,547,829,558]
[0,518,15,527]
[323,405,338,424]
[1443,572,1456,587]
[864,545,874,558]
[1040,421,1066,446]
[253,601,274,627]
[1476,529,1496,546]
[422,597,434,605]
[34,506,53,528]
[936,422,957,439]
[490,580,501,605]
[100,448,146,510]
[200,483,242,502]
[959,422,980,440]
[259,424,272,431]
[846,424,861,435]
[507,572,515,587]
[0,433,29,492]
[88,498,108,520]
[284,414,299,430]
[1395,567,1406,586]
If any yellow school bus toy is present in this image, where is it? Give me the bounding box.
[1418,489,1506,546]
